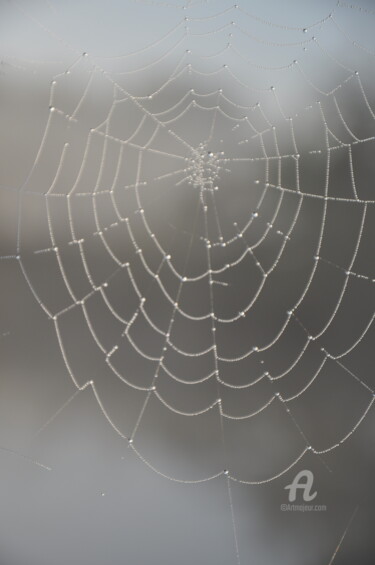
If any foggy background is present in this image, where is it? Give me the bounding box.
[0,1,374,564]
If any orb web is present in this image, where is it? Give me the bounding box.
[1,1,375,564]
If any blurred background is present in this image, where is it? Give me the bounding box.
[0,1,374,564]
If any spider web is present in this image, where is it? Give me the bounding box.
[1,1,375,564]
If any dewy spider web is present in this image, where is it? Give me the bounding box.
[1,0,375,563]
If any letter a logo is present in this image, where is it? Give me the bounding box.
[285,470,317,502]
